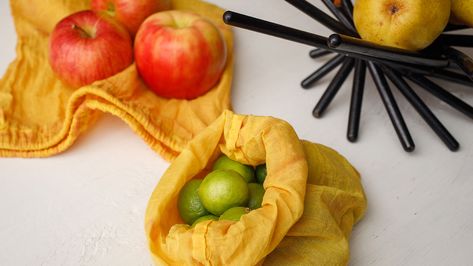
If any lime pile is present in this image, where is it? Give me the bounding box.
[178,155,267,227]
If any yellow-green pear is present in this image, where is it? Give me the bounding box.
[354,0,451,51]
[451,0,473,27]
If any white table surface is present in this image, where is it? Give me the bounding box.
[1,1,473,265]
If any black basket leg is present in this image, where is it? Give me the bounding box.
[368,62,415,152]
[313,58,355,117]
[383,67,460,151]
[347,59,367,142]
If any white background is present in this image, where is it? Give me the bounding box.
[1,0,473,265]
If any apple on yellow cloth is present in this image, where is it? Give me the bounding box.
[354,0,451,51]
[49,10,134,87]
[135,10,228,100]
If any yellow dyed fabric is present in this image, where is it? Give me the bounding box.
[0,0,233,160]
[145,111,367,265]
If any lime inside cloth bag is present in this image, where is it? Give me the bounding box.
[145,111,367,265]
[0,0,233,160]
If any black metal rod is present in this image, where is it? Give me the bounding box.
[344,55,471,84]
[328,34,449,68]
[222,11,328,48]
[309,48,332,59]
[436,34,473,47]
[443,46,473,81]
[347,59,366,142]
[222,11,467,75]
[341,0,354,22]
[313,58,355,117]
[283,0,353,35]
[364,58,473,87]
[424,68,473,87]
[383,67,460,151]
[302,54,346,88]
[367,62,415,152]
[320,0,357,34]
[443,24,470,32]
[406,74,473,119]
[387,61,473,87]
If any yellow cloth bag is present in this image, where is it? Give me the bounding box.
[0,0,233,160]
[145,111,367,265]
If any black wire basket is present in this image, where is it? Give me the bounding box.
[223,0,473,152]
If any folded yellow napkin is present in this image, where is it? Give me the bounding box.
[145,111,367,265]
[0,0,233,160]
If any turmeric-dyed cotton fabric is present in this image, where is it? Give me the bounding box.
[0,0,233,161]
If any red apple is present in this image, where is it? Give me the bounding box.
[134,10,227,99]
[91,0,171,36]
[49,10,133,87]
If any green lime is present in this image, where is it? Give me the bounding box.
[247,183,265,209]
[255,164,267,184]
[178,179,209,225]
[219,207,250,221]
[198,169,249,216]
[191,214,219,227]
[212,155,255,183]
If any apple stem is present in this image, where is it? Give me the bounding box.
[106,2,116,17]
[72,24,93,38]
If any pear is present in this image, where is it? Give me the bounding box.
[353,0,451,51]
[451,0,473,27]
